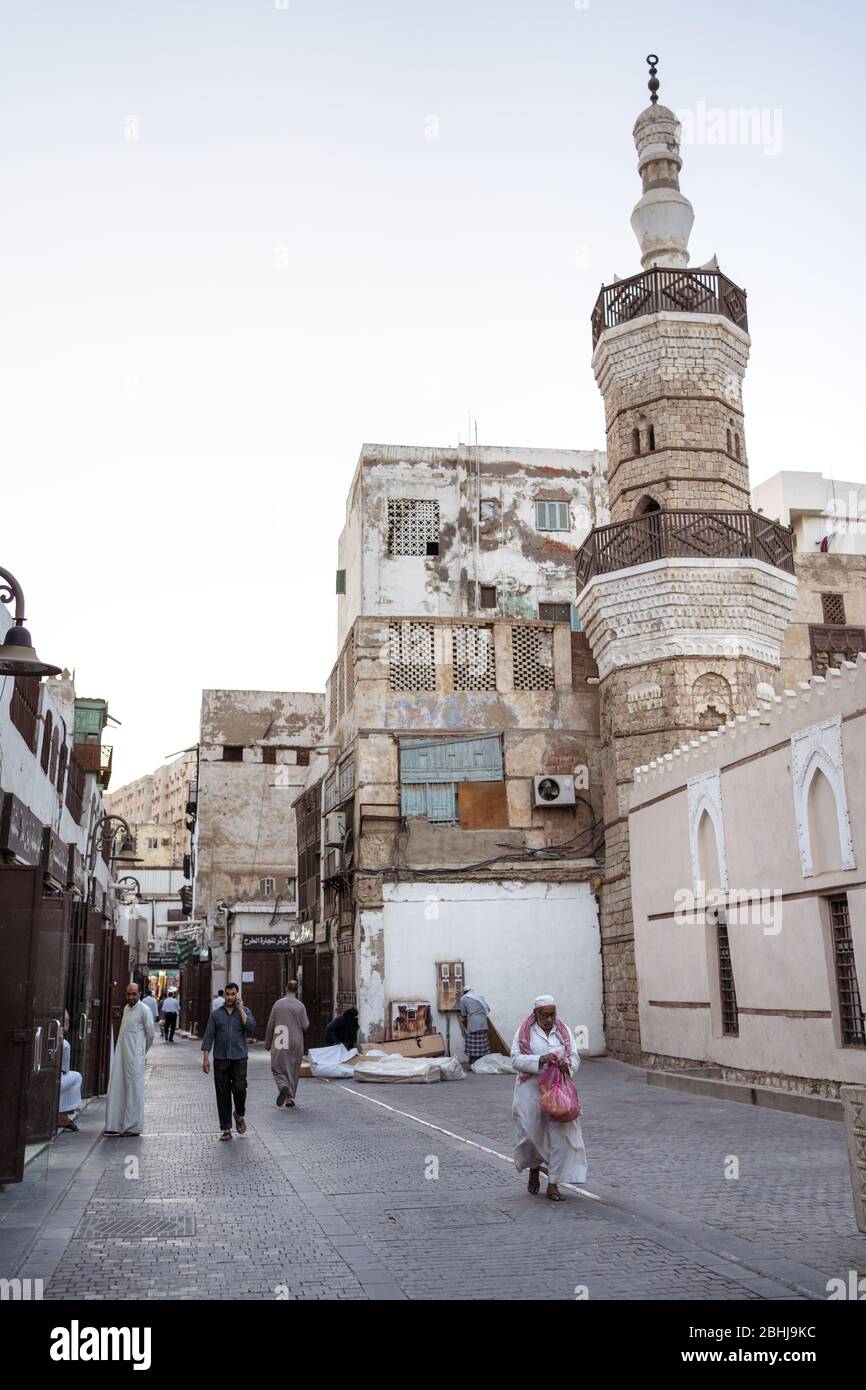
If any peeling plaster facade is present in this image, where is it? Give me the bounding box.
[192,689,325,989]
[321,597,606,1048]
[336,443,608,647]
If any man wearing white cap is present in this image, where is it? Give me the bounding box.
[510,995,587,1201]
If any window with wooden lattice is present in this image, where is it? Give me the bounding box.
[452,624,496,690]
[809,624,866,676]
[344,629,355,709]
[328,671,337,730]
[387,499,440,556]
[10,676,39,753]
[821,592,846,625]
[389,621,436,691]
[512,626,555,690]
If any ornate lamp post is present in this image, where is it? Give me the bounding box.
[0,567,62,677]
[86,813,142,877]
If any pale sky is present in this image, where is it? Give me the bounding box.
[2,0,863,788]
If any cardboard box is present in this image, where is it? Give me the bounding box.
[357,1036,445,1059]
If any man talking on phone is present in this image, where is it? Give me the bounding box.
[201,982,256,1140]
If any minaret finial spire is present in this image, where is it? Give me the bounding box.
[646,53,659,104]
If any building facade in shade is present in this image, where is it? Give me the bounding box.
[750,472,866,689]
[190,689,326,1040]
[573,73,798,1060]
[0,608,121,1186]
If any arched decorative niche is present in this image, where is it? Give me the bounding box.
[791,715,855,878]
[688,769,728,896]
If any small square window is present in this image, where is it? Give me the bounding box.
[480,499,498,525]
[535,501,570,532]
[479,585,497,609]
[296,748,310,766]
[821,592,846,625]
[335,569,346,595]
[425,540,439,556]
[262,746,277,764]
[259,877,276,898]
[223,745,244,762]
[539,601,571,623]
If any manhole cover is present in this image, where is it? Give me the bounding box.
[75,1214,195,1240]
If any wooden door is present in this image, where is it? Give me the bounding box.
[83,909,105,1096]
[298,948,318,1044]
[65,901,95,1097]
[240,949,286,1041]
[312,952,333,1049]
[26,894,71,1143]
[99,930,129,1093]
[0,866,41,1183]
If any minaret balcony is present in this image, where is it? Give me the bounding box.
[576,509,794,590]
[591,266,748,348]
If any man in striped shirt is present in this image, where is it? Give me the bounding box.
[201,983,256,1140]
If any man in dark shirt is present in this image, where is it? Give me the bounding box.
[201,983,256,1140]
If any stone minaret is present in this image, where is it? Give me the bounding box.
[576,58,797,1061]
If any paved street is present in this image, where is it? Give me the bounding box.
[2,1037,864,1301]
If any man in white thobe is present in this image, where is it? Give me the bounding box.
[511,994,587,1201]
[104,983,155,1136]
[58,1016,83,1132]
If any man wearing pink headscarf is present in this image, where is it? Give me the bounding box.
[510,994,587,1201]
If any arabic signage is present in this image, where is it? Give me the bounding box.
[42,827,70,886]
[0,793,43,867]
[242,925,314,948]
[67,844,86,895]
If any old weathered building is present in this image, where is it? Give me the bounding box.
[0,605,121,1184]
[105,748,197,869]
[335,443,608,648]
[313,444,608,1050]
[191,689,325,1036]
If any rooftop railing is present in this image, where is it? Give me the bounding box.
[575,509,794,589]
[591,266,748,347]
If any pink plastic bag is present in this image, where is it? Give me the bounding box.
[539,1063,581,1123]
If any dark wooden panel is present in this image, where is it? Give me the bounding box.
[0,865,41,1183]
[458,780,509,830]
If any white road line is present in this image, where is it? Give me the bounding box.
[337,1084,602,1202]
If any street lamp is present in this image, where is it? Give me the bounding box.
[86,813,142,876]
[0,567,62,678]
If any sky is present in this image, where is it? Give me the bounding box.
[2,0,864,787]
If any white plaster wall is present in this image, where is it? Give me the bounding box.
[0,611,110,898]
[358,907,385,1038]
[630,665,866,1083]
[335,444,607,633]
[375,880,604,1056]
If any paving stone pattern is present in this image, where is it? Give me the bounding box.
[1,1042,863,1301]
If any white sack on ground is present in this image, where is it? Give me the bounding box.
[354,1055,464,1084]
[308,1043,358,1078]
[471,1053,515,1074]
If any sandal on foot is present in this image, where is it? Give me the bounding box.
[219,1130,232,1141]
[527,1176,541,1195]
[546,1188,565,1202]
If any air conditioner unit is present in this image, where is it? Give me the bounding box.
[325,848,344,877]
[324,811,346,847]
[532,774,576,808]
